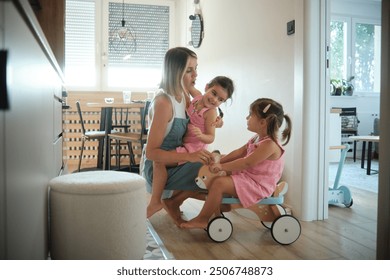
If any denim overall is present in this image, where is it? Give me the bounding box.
[142,116,202,199]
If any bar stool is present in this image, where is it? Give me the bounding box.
[76,101,117,172]
[108,101,150,173]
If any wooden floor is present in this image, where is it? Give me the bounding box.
[148,187,377,260]
[70,163,377,259]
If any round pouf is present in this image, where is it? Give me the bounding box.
[49,171,146,260]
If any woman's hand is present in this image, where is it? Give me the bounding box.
[188,149,213,165]
[186,86,202,98]
[212,116,224,128]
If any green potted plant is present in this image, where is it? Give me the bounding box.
[330,79,343,95]
[330,76,354,96]
[342,76,354,96]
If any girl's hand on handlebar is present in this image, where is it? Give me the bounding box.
[209,163,222,173]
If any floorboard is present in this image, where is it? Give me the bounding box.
[148,186,377,260]
[67,158,378,260]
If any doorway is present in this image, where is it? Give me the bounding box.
[327,0,381,203]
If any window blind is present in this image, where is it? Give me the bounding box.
[64,0,171,89]
[108,2,169,67]
[65,0,96,86]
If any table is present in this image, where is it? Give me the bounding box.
[348,135,380,175]
[87,101,146,170]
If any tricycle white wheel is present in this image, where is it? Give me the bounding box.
[261,205,287,229]
[207,216,233,243]
[271,215,301,245]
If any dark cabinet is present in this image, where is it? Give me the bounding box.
[0,0,64,259]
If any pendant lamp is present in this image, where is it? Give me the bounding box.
[109,0,137,57]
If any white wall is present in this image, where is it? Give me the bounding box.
[177,0,308,218]
[188,0,296,152]
[172,0,381,221]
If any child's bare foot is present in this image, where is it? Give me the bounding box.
[162,198,186,227]
[180,217,209,229]
[147,202,164,218]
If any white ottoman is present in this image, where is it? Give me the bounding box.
[49,171,146,260]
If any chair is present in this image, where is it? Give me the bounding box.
[111,107,132,132]
[108,101,151,172]
[76,101,116,172]
[335,107,360,161]
[373,117,379,158]
[110,107,133,166]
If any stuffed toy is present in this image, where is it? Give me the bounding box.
[195,151,226,189]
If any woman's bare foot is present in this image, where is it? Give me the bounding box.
[147,202,164,218]
[162,198,186,227]
[180,217,209,229]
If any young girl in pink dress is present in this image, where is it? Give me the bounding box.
[177,76,233,154]
[181,98,292,229]
[146,76,234,218]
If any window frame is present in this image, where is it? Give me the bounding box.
[330,15,381,96]
[65,0,175,92]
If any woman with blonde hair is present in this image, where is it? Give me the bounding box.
[142,47,214,225]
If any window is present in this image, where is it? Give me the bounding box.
[65,0,96,87]
[330,17,381,94]
[353,20,381,92]
[65,0,173,91]
[329,20,347,83]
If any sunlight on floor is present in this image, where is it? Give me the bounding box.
[329,157,378,193]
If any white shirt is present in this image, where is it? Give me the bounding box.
[149,90,186,137]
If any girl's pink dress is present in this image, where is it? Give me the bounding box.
[231,136,285,208]
[177,95,212,153]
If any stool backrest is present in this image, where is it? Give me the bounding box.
[112,108,131,132]
[334,107,360,131]
[76,101,87,135]
[373,118,379,135]
[339,107,357,116]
